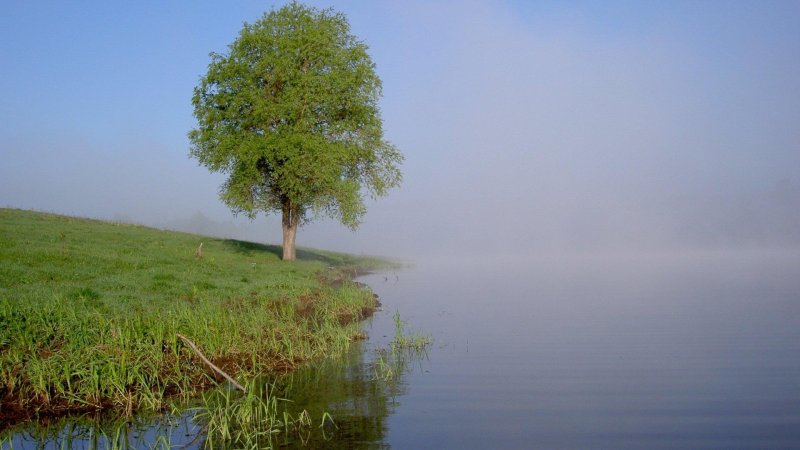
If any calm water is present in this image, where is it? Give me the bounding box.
[357,252,800,449]
[5,251,800,448]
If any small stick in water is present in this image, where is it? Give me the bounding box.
[177,333,245,392]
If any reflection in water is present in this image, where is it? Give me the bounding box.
[269,343,422,449]
[0,412,193,450]
[0,337,425,449]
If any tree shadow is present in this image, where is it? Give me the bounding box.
[219,239,340,265]
[295,248,336,264]
[220,239,281,257]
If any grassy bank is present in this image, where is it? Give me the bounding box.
[0,208,390,427]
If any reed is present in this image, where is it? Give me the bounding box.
[193,378,329,449]
[371,311,432,381]
[391,310,432,351]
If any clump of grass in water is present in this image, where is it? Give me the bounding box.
[372,311,432,381]
[391,309,432,351]
[194,378,335,450]
[371,350,395,381]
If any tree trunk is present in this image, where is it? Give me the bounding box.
[281,200,298,261]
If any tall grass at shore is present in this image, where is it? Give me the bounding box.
[0,309,432,449]
[0,208,389,426]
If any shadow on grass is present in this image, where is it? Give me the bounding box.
[220,239,280,257]
[220,239,340,265]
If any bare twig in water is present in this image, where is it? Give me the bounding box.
[180,423,209,450]
[177,333,245,392]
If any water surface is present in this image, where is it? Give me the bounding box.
[4,251,799,449]
[361,251,800,448]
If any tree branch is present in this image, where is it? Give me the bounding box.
[177,333,246,392]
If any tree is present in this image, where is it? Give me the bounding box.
[189,2,402,261]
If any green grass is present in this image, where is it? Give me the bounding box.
[0,208,393,427]
[193,378,333,450]
[370,311,432,382]
[390,310,432,352]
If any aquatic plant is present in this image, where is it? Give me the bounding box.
[370,311,432,382]
[391,309,432,351]
[192,378,334,449]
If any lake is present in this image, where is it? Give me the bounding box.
[4,250,800,448]
[357,251,800,448]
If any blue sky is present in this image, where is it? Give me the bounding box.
[2,1,799,259]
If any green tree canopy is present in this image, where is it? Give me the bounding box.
[190,2,402,260]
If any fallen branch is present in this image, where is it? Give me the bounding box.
[177,333,246,392]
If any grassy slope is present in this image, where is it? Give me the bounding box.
[0,208,387,425]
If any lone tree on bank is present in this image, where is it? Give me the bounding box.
[189,3,402,260]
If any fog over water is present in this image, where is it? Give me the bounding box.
[1,1,799,261]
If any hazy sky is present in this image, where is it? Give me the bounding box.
[2,1,799,260]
